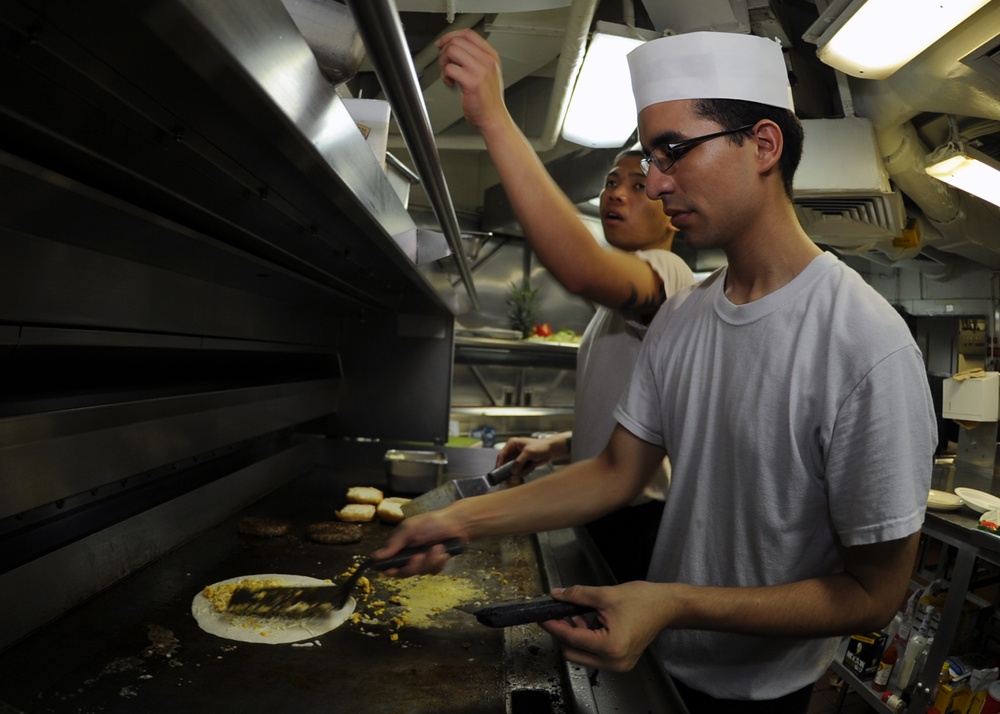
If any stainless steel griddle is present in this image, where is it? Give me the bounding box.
[0,468,540,713]
[0,465,687,713]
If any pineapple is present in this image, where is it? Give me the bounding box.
[507,280,539,338]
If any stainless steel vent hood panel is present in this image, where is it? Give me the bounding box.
[2,0,474,315]
[280,0,365,84]
[174,0,477,313]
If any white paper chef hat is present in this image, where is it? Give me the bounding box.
[627,31,793,112]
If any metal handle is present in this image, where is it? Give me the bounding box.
[472,596,595,628]
[486,459,518,486]
[371,538,466,571]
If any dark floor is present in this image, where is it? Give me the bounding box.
[808,670,876,714]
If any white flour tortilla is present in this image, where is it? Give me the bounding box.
[192,573,356,644]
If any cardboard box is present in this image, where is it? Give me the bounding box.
[921,592,985,652]
[942,371,1000,421]
[843,631,888,679]
[965,688,986,714]
[341,98,390,168]
[935,682,971,713]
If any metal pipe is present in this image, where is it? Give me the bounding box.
[533,0,601,152]
[386,0,601,152]
[346,0,479,308]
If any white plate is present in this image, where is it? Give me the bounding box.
[926,489,964,510]
[954,488,1000,514]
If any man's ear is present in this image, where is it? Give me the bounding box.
[752,120,783,176]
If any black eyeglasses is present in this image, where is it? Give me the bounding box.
[639,123,758,175]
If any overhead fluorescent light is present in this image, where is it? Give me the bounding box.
[562,24,651,148]
[925,141,1000,209]
[810,0,990,80]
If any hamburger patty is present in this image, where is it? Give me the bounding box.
[307,521,363,544]
[237,516,292,537]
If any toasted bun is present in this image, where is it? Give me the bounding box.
[377,498,409,523]
[307,521,363,544]
[237,516,291,537]
[335,503,376,522]
[346,486,383,505]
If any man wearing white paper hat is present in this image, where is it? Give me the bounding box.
[375,30,936,714]
[586,30,935,710]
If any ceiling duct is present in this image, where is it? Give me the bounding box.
[793,118,909,257]
[640,0,750,34]
[395,0,571,11]
[794,118,985,278]
[825,3,1000,270]
[384,0,600,153]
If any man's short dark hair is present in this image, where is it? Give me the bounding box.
[693,99,804,199]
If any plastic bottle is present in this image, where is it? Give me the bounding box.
[873,638,900,692]
[930,662,950,705]
[896,588,924,650]
[884,611,903,645]
[895,606,933,691]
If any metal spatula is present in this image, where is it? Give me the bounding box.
[401,460,518,517]
[227,538,465,617]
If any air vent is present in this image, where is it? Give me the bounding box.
[967,122,1000,162]
[961,33,1000,89]
[792,118,906,251]
[793,192,906,247]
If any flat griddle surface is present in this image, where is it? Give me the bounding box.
[0,468,551,713]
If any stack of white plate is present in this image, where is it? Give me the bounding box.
[926,489,964,511]
[953,487,1000,513]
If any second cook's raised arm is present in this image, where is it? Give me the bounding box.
[436,29,666,311]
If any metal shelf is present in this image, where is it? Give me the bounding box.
[832,509,1000,713]
[455,336,579,369]
[829,657,894,712]
[451,406,575,418]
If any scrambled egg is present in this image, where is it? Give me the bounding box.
[201,577,333,614]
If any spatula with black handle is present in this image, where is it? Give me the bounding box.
[227,538,465,617]
[461,596,595,627]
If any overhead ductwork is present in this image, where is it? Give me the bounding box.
[835,3,1000,269]
[792,118,986,278]
[793,117,908,257]
[383,0,601,153]
[395,0,572,13]
[329,0,1000,276]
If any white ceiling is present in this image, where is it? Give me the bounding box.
[332,0,1000,275]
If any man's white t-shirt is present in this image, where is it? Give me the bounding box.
[614,252,937,700]
[574,249,695,500]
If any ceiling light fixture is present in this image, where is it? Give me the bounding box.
[561,22,655,149]
[925,141,1000,209]
[807,0,990,80]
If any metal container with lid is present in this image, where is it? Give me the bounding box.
[384,449,447,493]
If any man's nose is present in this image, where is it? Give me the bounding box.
[645,168,674,201]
